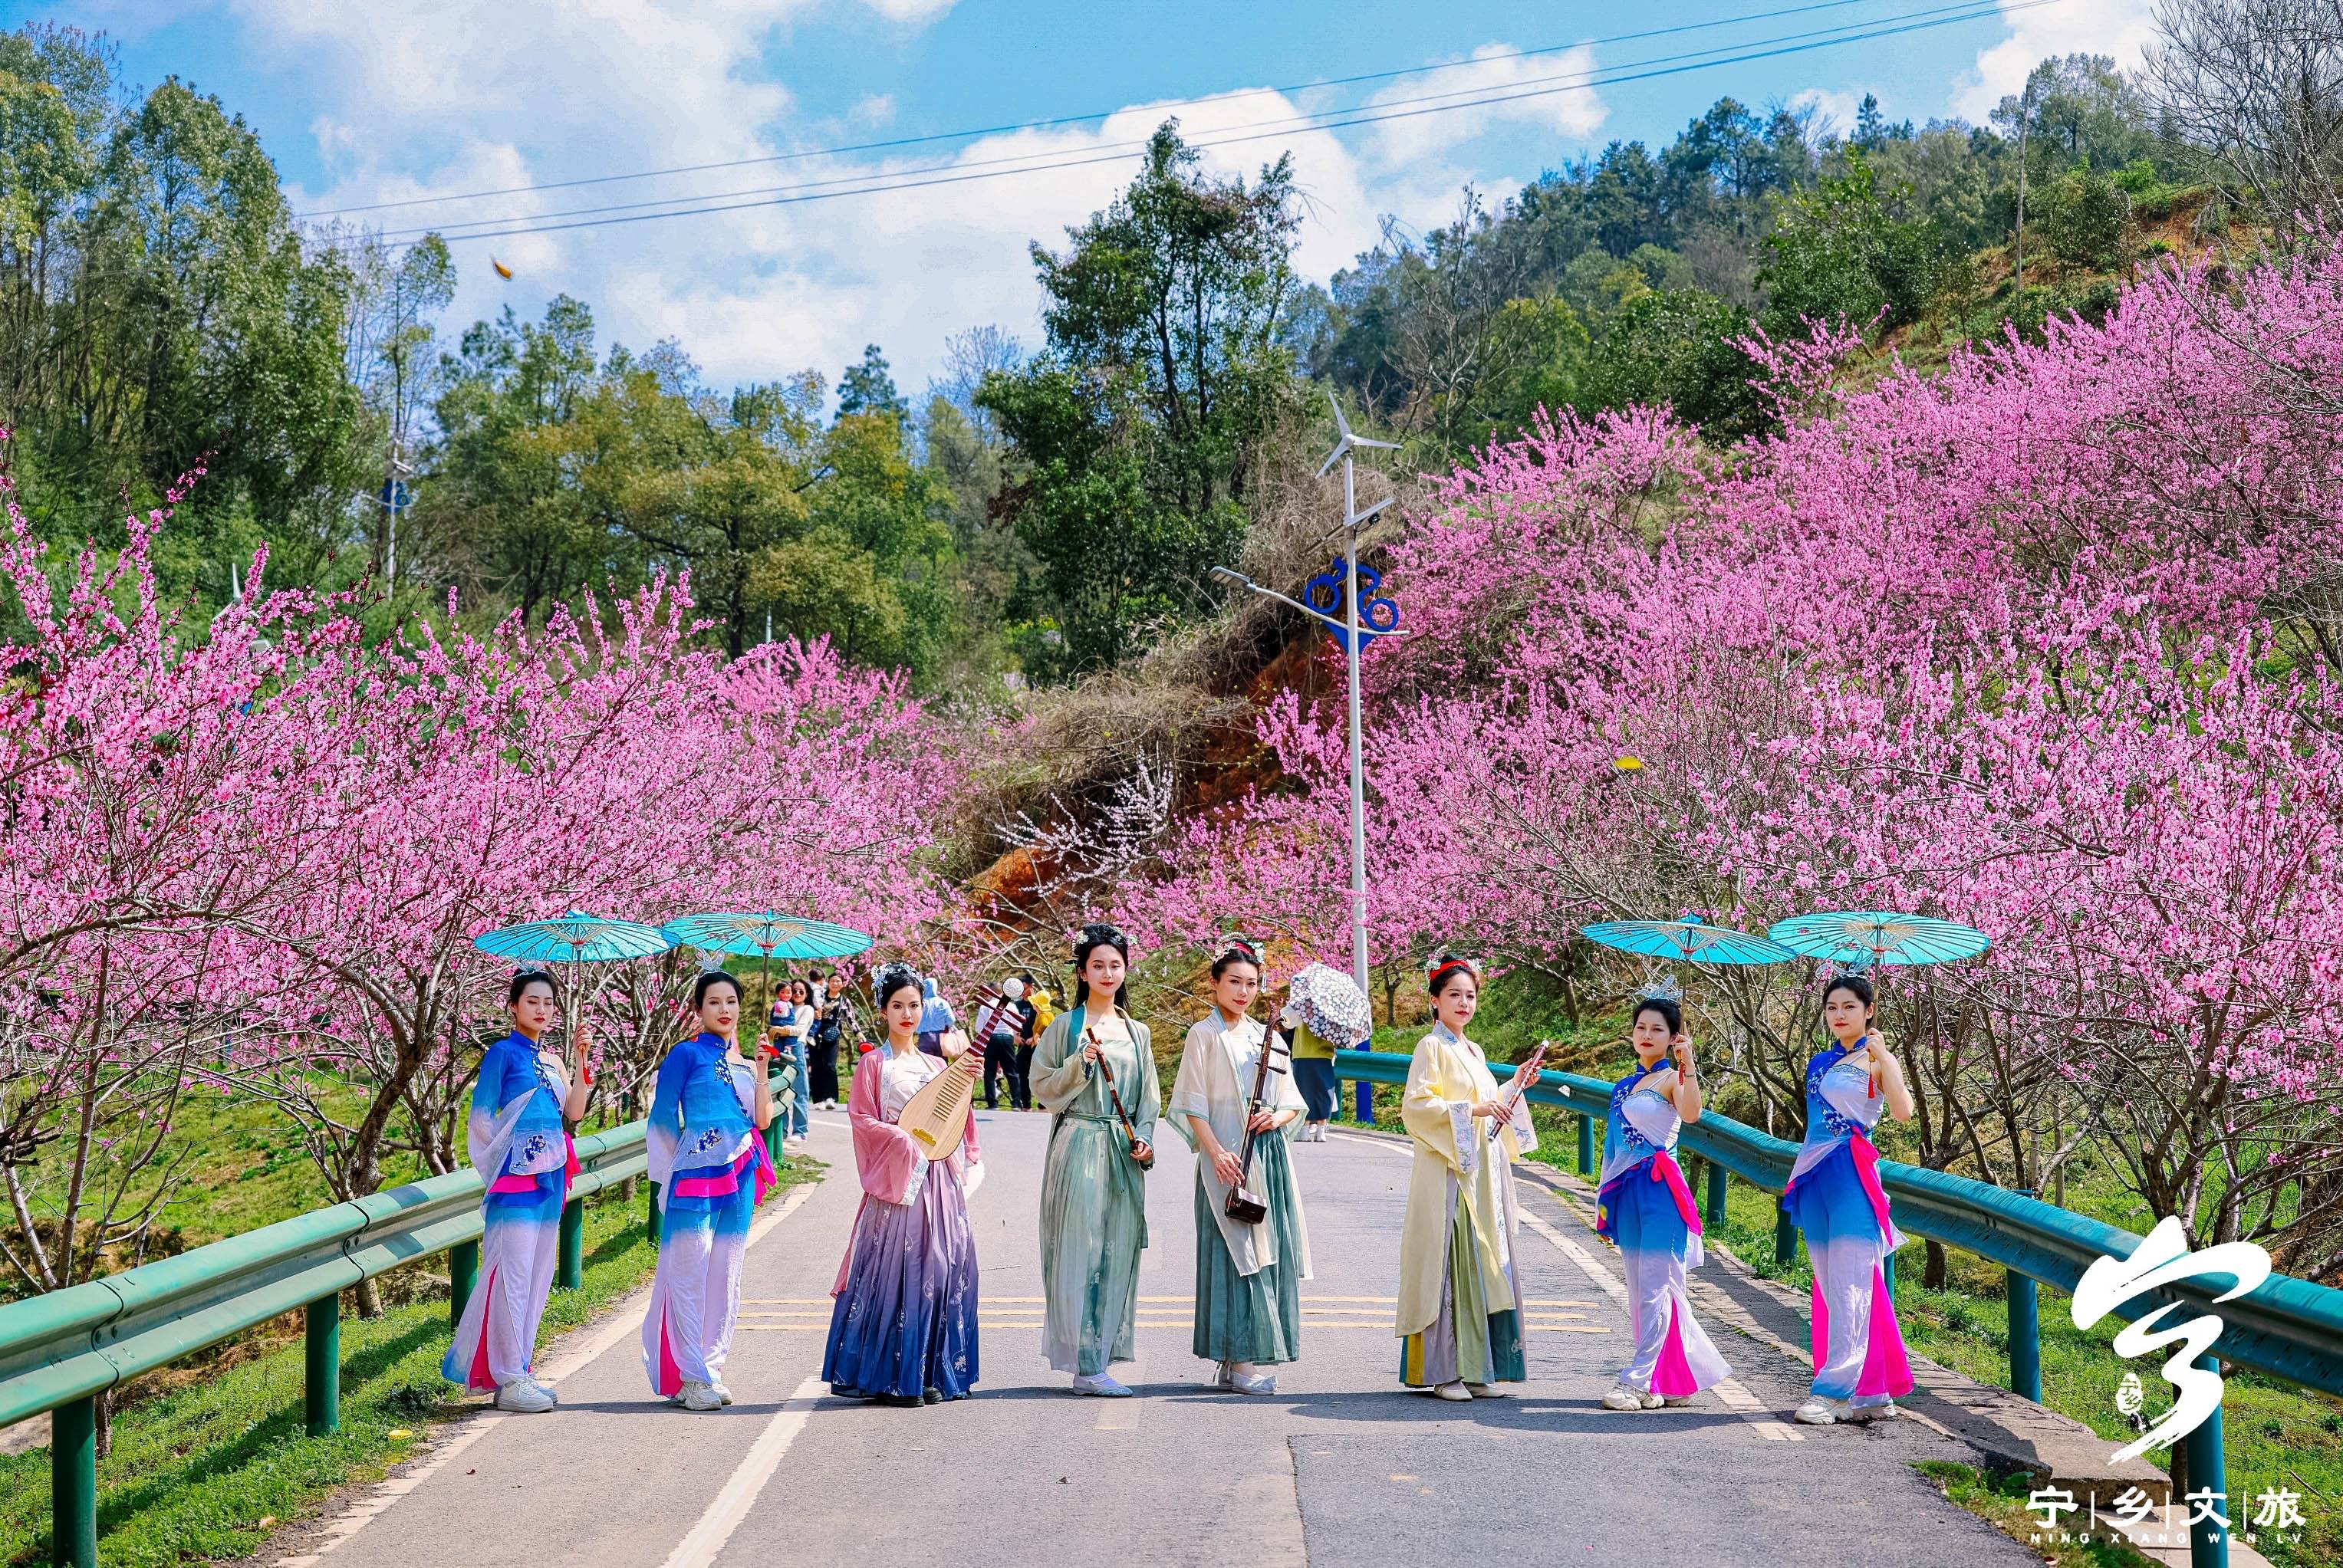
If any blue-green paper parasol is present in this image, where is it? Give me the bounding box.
[1580,915,1796,966]
[1766,910,1989,970]
[473,910,673,965]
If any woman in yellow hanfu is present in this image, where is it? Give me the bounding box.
[1397,953,1541,1402]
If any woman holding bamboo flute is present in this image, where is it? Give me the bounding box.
[1030,923,1159,1397]
[1396,953,1542,1402]
[1170,935,1310,1395]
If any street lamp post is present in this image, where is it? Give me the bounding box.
[1209,393,1399,1122]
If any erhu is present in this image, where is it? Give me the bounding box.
[1223,1017,1291,1225]
[1084,1023,1154,1170]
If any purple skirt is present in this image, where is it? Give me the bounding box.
[822,1169,980,1400]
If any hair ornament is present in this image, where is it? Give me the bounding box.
[1636,973,1684,1004]
[696,952,727,976]
[1817,957,1873,986]
[1074,922,1127,952]
[872,959,920,1003]
[1424,952,1482,982]
[1216,931,1264,967]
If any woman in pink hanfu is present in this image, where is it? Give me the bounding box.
[1594,984,1730,1411]
[822,964,984,1405]
[445,970,590,1412]
[1784,971,1917,1425]
[642,969,776,1412]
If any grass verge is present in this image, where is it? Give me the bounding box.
[0,1158,822,1567]
[1913,1461,2160,1567]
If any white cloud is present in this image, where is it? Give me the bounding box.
[1787,87,1865,142]
[1950,0,2161,122]
[1363,44,1606,177]
[208,6,1568,396]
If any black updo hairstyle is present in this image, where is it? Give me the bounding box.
[1072,923,1131,1009]
[873,963,922,1011]
[506,969,557,1008]
[1426,953,1480,1000]
[692,969,744,1011]
[1821,971,1877,1011]
[1632,996,1684,1035]
[1209,934,1264,982]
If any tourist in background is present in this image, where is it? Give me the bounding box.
[642,969,775,1412]
[810,968,848,1109]
[1396,954,1538,1402]
[1594,983,1729,1411]
[444,969,591,1412]
[1785,971,1916,1425]
[1012,969,1046,1102]
[1032,924,1158,1396]
[916,976,956,1057]
[786,977,817,1139]
[974,976,1029,1110]
[823,963,984,1405]
[1285,1006,1338,1143]
[1170,936,1308,1395]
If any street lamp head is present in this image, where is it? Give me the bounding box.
[1208,565,1251,588]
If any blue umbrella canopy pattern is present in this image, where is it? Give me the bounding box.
[1766,910,1990,969]
[1580,915,1796,966]
[473,910,673,965]
[657,912,874,962]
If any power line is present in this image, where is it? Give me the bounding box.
[302,0,1933,222]
[382,0,2053,250]
[374,0,2016,244]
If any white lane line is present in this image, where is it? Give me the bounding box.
[281,1178,824,1566]
[1517,1203,1802,1442]
[657,1375,825,1568]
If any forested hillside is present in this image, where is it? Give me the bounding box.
[0,25,2233,687]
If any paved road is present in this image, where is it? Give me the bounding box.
[272,1109,2038,1568]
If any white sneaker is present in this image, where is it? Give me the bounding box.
[678,1379,725,1412]
[1663,1395,1693,1408]
[1601,1385,1644,1412]
[1793,1398,1841,1425]
[1842,1399,1898,1423]
[1071,1373,1133,1398]
[1638,1390,1666,1409]
[495,1380,554,1413]
[709,1380,735,1406]
[1430,1381,1473,1402]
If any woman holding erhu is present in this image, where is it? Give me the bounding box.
[1594,980,1730,1410]
[823,963,984,1405]
[642,968,776,1412]
[1397,954,1541,1402]
[1169,936,1310,1395]
[1785,971,1916,1425]
[1031,923,1160,1397]
[444,970,591,1412]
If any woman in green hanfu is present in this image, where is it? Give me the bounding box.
[1170,935,1310,1396]
[1397,953,1542,1402]
[1031,922,1160,1397]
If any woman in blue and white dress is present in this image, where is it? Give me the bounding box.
[643,970,776,1412]
[445,970,591,1412]
[1784,971,1917,1425]
[1594,986,1729,1411]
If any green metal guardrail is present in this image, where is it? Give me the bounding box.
[0,1065,796,1568]
[1334,1048,2343,1568]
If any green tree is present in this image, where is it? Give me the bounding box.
[1578,288,1765,439]
[981,121,1300,672]
[837,342,907,418]
[1758,155,1947,335]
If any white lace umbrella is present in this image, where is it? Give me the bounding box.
[1285,962,1374,1047]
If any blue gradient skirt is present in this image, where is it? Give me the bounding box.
[822,1170,980,1400]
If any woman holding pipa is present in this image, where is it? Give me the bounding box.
[1032,923,1160,1397]
[1170,935,1310,1395]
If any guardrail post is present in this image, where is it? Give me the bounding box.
[1704,1159,1728,1228]
[448,1239,479,1329]
[2007,1268,2041,1401]
[50,1394,96,1567]
[1774,1198,1798,1268]
[1884,1247,1897,1301]
[2184,1350,2228,1568]
[1575,1114,1594,1176]
[304,1293,340,1438]
[557,1198,584,1290]
[647,1179,662,1244]
[1352,1050,1374,1125]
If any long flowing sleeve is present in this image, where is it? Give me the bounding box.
[465,1046,510,1173]
[1167,1021,1213,1151]
[1131,1022,1160,1145]
[1401,1035,1475,1179]
[849,1056,924,1205]
[646,1044,689,1188]
[1028,1012,1088,1113]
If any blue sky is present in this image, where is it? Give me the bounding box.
[12,0,2155,399]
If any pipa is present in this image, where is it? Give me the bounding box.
[897,1027,981,1156]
